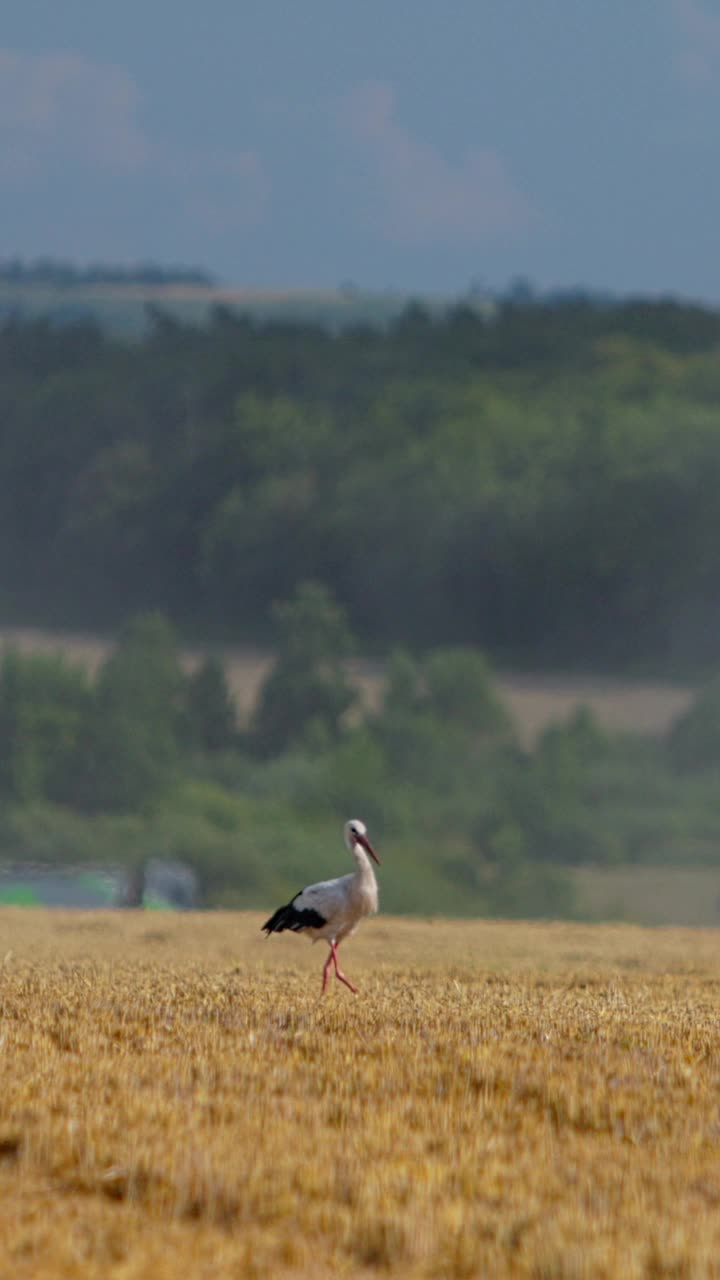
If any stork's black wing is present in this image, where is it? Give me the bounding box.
[262,897,327,934]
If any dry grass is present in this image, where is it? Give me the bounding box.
[2,912,720,1277]
[496,673,692,744]
[573,866,720,928]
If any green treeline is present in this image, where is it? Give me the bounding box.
[3,592,720,918]
[4,293,720,917]
[3,296,720,665]
[0,258,214,286]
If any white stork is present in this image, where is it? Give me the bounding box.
[261,819,380,994]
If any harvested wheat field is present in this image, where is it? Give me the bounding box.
[2,912,720,1278]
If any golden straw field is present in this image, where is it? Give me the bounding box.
[3,911,720,1278]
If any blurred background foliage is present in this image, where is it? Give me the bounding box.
[2,587,720,919]
[2,296,720,665]
[3,294,720,917]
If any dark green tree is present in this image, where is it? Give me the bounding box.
[183,656,237,753]
[422,647,513,737]
[0,650,92,804]
[668,678,720,774]
[382,649,423,717]
[252,582,357,757]
[70,613,184,813]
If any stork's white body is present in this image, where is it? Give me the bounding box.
[291,849,379,946]
[262,819,380,994]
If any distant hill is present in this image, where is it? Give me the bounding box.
[0,282,457,337]
[0,258,215,287]
[0,282,474,337]
[0,259,487,336]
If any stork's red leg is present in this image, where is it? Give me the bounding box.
[321,947,334,994]
[331,942,358,994]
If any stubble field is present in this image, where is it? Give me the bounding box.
[2,911,720,1278]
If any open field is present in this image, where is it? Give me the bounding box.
[3,912,720,1278]
[0,625,694,744]
[572,866,720,929]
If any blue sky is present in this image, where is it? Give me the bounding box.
[2,1,720,298]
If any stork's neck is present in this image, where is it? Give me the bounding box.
[349,839,379,917]
[351,844,376,881]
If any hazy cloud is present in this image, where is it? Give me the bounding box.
[0,48,269,232]
[342,82,532,244]
[0,49,149,180]
[671,0,720,87]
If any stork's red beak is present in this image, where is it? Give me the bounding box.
[357,833,381,865]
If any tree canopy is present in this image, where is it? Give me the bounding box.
[1,596,720,919]
[2,297,720,667]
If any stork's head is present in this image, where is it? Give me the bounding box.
[344,818,381,865]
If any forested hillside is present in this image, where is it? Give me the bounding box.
[3,295,720,666]
[3,295,720,917]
